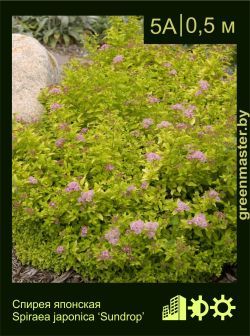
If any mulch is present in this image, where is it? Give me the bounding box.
[12,248,237,283]
[12,249,85,283]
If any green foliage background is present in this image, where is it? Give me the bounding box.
[12,17,237,283]
[12,16,109,47]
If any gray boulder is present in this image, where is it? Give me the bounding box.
[12,34,60,122]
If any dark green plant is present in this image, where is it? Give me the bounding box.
[12,16,109,48]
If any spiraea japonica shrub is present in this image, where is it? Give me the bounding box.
[12,17,237,282]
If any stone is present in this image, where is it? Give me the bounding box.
[12,34,60,122]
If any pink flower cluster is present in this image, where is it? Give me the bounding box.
[188,213,208,228]
[104,228,120,245]
[157,121,172,128]
[142,118,154,129]
[28,176,38,184]
[169,69,177,75]
[55,138,66,147]
[176,123,188,129]
[195,80,209,96]
[99,43,110,50]
[187,150,207,162]
[184,105,196,118]
[80,127,88,134]
[99,250,112,260]
[49,87,62,94]
[205,189,221,202]
[163,62,171,68]
[105,164,115,171]
[130,220,159,238]
[215,211,225,219]
[144,221,159,238]
[130,220,144,234]
[56,245,64,254]
[58,123,70,131]
[122,246,132,254]
[199,80,210,90]
[80,226,88,237]
[127,185,136,192]
[75,134,85,142]
[78,190,94,203]
[50,103,62,110]
[15,115,24,123]
[148,96,160,104]
[113,55,124,63]
[145,152,161,162]
[197,131,205,138]
[172,103,184,110]
[195,90,203,96]
[175,200,190,212]
[141,181,149,189]
[65,181,80,192]
[172,103,196,118]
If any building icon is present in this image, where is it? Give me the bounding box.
[162,295,187,320]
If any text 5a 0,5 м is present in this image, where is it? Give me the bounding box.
[150,17,235,37]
